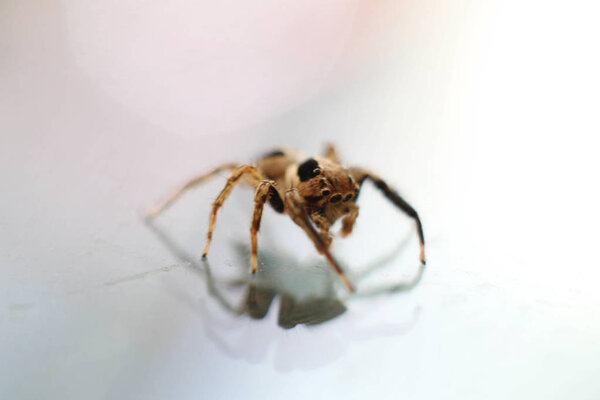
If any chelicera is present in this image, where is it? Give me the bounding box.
[147,144,426,292]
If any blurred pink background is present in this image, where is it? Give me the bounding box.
[2,0,599,399]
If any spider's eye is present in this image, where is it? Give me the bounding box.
[344,194,353,202]
[330,194,342,203]
[322,190,331,196]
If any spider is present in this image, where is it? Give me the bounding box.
[147,144,426,292]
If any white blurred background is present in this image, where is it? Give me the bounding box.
[1,0,599,399]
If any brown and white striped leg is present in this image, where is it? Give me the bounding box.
[202,164,265,258]
[350,168,426,265]
[147,163,239,218]
[249,180,283,273]
[284,189,355,292]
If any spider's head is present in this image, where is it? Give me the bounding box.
[294,157,360,223]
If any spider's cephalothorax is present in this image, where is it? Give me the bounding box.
[289,157,360,230]
[148,144,426,292]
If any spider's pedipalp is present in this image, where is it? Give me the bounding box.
[340,202,359,237]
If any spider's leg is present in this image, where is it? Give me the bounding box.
[250,180,283,273]
[147,163,239,218]
[202,165,265,257]
[323,143,340,164]
[284,189,355,292]
[350,168,426,265]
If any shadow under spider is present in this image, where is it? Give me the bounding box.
[144,218,425,329]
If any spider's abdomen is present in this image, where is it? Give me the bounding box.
[256,148,303,182]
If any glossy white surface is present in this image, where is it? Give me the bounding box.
[2,0,599,399]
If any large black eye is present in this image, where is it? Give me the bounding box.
[344,194,353,202]
[330,194,342,203]
[297,158,321,182]
[322,190,331,196]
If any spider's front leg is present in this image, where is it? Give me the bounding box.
[350,167,426,265]
[202,164,264,258]
[284,189,355,292]
[250,180,283,274]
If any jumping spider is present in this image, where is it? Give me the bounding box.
[147,144,426,292]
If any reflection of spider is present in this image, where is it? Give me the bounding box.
[147,144,425,292]
[144,220,424,330]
